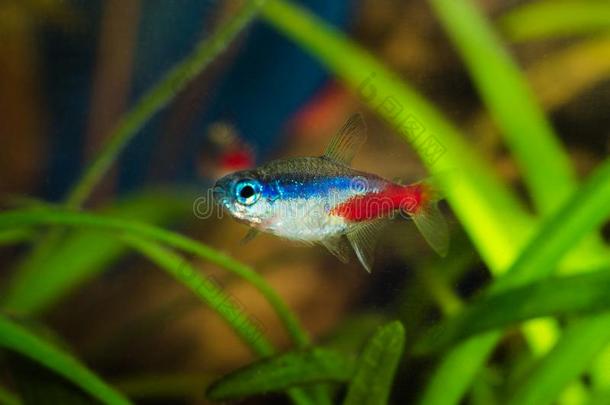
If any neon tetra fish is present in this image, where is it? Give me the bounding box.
[213,114,449,272]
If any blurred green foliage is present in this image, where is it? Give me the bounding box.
[0,0,609,404]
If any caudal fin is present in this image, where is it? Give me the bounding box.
[410,181,449,257]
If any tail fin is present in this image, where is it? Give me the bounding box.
[410,180,449,257]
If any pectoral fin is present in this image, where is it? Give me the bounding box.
[322,113,367,166]
[346,220,388,273]
[240,228,259,245]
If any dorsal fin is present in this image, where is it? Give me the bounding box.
[323,113,367,166]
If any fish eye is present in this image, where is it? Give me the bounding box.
[235,179,261,206]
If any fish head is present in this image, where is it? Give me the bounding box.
[213,170,273,226]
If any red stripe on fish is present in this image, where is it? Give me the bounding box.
[331,183,426,222]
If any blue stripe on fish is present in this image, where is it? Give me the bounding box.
[261,175,360,202]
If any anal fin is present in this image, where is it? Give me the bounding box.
[346,220,388,273]
[320,236,351,264]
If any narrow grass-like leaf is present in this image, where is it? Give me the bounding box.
[64,0,267,208]
[508,313,610,405]
[428,0,577,215]
[259,7,610,403]
[207,349,355,400]
[117,236,313,405]
[0,209,323,405]
[120,235,274,356]
[416,268,610,353]
[0,208,309,349]
[500,0,610,43]
[261,0,610,272]
[0,229,34,246]
[419,158,610,405]
[416,0,610,399]
[0,315,130,405]
[343,321,405,405]
[2,191,192,314]
[526,35,610,111]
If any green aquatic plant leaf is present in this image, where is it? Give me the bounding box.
[415,268,610,354]
[207,348,355,400]
[500,0,610,43]
[589,388,610,405]
[422,0,610,401]
[0,207,322,405]
[2,191,192,314]
[0,207,309,350]
[116,236,314,405]
[0,385,20,405]
[428,0,577,216]
[0,207,317,405]
[0,315,130,405]
[507,313,610,405]
[0,229,35,247]
[113,372,215,401]
[120,235,274,356]
[525,35,610,111]
[259,5,610,403]
[343,321,406,405]
[262,0,532,272]
[418,157,610,405]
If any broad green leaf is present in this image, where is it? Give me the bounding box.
[419,158,610,405]
[415,269,610,354]
[500,0,610,43]
[325,313,389,353]
[428,0,577,216]
[0,315,130,405]
[207,349,355,400]
[343,321,406,405]
[2,191,192,314]
[592,346,610,390]
[589,388,610,405]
